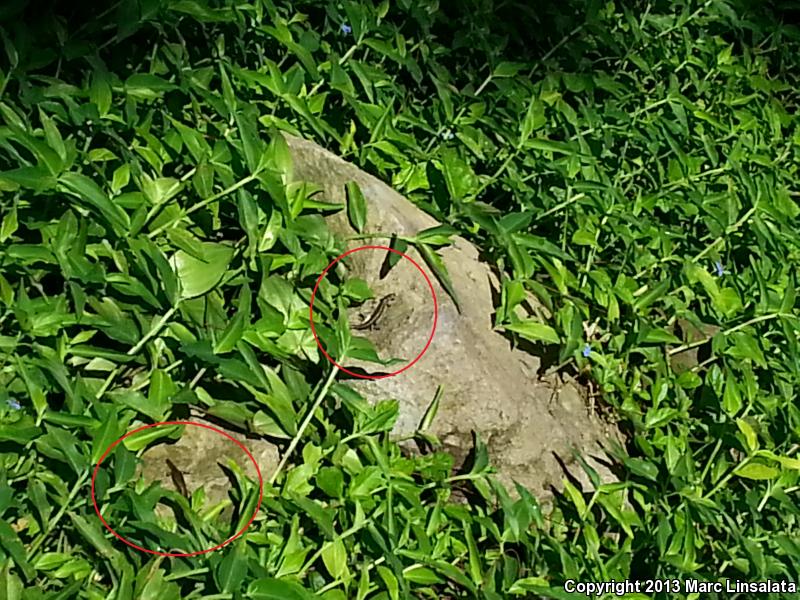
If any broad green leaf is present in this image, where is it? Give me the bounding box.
[321,539,349,580]
[90,69,113,115]
[492,61,526,77]
[217,540,249,594]
[504,320,560,344]
[723,375,742,415]
[712,287,742,317]
[58,173,130,235]
[524,138,575,155]
[403,566,443,585]
[141,176,182,206]
[349,467,383,499]
[439,147,477,202]
[562,479,586,517]
[247,577,315,600]
[171,242,234,299]
[734,461,779,480]
[111,164,131,194]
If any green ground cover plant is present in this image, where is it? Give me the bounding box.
[1,0,799,598]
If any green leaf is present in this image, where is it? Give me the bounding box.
[736,418,759,453]
[492,62,526,78]
[111,164,131,194]
[726,332,767,367]
[90,69,113,116]
[217,540,249,594]
[418,385,443,433]
[524,137,576,155]
[235,105,265,174]
[520,96,546,143]
[416,242,461,313]
[168,1,237,22]
[214,286,251,354]
[622,457,659,481]
[346,181,367,233]
[122,424,182,452]
[91,409,122,464]
[247,577,316,600]
[722,375,742,415]
[360,399,399,434]
[0,166,56,192]
[734,461,779,480]
[562,480,586,517]
[463,524,483,586]
[641,327,681,344]
[512,233,574,262]
[403,566,443,585]
[124,73,176,99]
[504,320,560,344]
[39,109,66,161]
[712,287,742,317]
[349,467,383,499]
[634,279,671,313]
[0,203,17,242]
[415,225,458,247]
[321,539,349,580]
[376,565,399,600]
[141,176,182,207]
[756,450,800,471]
[0,521,35,580]
[171,242,234,299]
[58,173,130,235]
[508,580,588,599]
[439,147,477,202]
[68,513,118,561]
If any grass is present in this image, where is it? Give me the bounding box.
[1,0,800,598]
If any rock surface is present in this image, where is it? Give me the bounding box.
[140,421,276,523]
[286,134,619,499]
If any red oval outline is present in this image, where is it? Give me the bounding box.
[91,420,264,557]
[309,245,438,379]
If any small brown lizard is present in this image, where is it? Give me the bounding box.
[165,458,190,498]
[352,293,397,330]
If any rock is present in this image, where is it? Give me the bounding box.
[140,421,276,524]
[286,134,619,499]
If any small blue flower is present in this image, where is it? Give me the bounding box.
[714,260,725,277]
[582,344,591,358]
[340,23,352,35]
[6,399,21,410]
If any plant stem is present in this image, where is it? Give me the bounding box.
[269,364,340,485]
[667,312,791,356]
[147,173,259,239]
[127,305,178,356]
[28,471,89,558]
